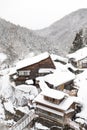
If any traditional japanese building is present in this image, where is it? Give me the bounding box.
[67,47,87,68]
[43,68,75,91]
[10,52,55,85]
[33,87,78,126]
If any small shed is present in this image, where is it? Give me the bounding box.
[67,47,87,68]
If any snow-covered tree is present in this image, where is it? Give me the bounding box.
[70,29,84,53]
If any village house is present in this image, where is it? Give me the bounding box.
[33,86,78,127]
[42,67,76,95]
[10,52,55,85]
[67,47,87,69]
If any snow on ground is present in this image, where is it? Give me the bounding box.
[37,78,49,91]
[30,122,49,130]
[15,106,30,114]
[14,84,38,106]
[3,100,15,114]
[0,74,13,100]
[74,70,87,124]
[0,53,7,63]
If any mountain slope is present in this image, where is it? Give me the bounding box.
[36,8,87,54]
[0,19,51,64]
[1,9,87,65]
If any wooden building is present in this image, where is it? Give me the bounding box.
[10,52,55,85]
[67,47,87,68]
[43,68,75,91]
[33,87,78,126]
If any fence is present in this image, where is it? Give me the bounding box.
[9,110,35,130]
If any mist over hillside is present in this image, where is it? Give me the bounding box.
[1,9,87,65]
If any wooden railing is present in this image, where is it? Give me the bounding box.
[9,110,35,130]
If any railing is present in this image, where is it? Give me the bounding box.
[9,110,35,130]
[66,118,80,130]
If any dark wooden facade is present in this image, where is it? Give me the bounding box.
[46,80,74,92]
[69,57,87,69]
[12,56,55,85]
[44,96,64,105]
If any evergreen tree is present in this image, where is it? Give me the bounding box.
[70,29,84,53]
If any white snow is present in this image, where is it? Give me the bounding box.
[4,119,16,127]
[25,79,33,85]
[13,84,38,106]
[38,68,54,73]
[15,106,30,114]
[74,70,87,124]
[67,47,87,61]
[16,84,38,96]
[41,87,67,100]
[37,78,50,91]
[35,122,49,130]
[0,74,13,99]
[16,52,49,70]
[66,63,78,71]
[51,54,68,63]
[53,61,67,69]
[0,53,7,63]
[75,118,86,125]
[3,100,15,114]
[15,84,33,93]
[34,92,77,111]
[0,51,87,128]
[8,67,17,75]
[43,68,75,87]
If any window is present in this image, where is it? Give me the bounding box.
[82,62,87,68]
[18,70,30,76]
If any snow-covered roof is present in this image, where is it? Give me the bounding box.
[15,106,30,114]
[16,52,50,70]
[38,68,54,74]
[14,84,38,96]
[0,67,17,76]
[67,47,87,61]
[14,84,32,93]
[25,79,34,84]
[8,67,17,75]
[51,54,68,63]
[66,63,78,71]
[41,88,67,100]
[34,93,78,111]
[43,69,75,87]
